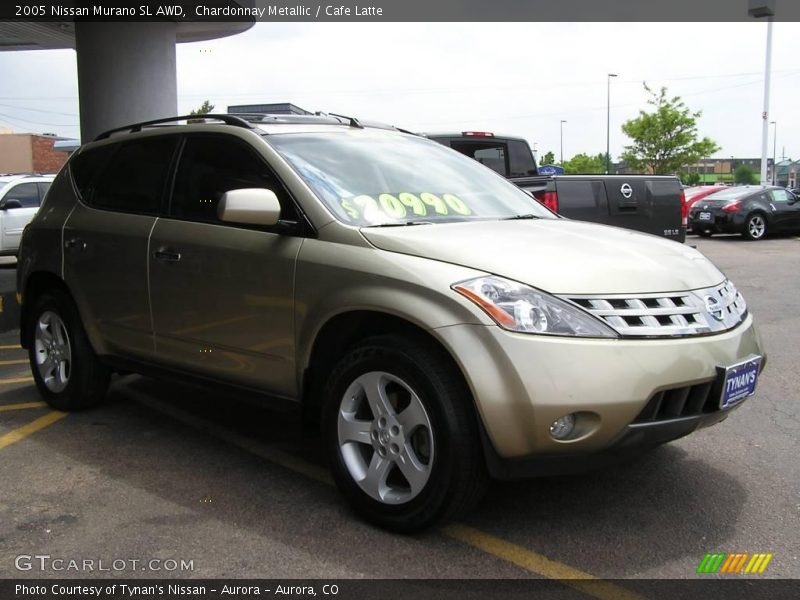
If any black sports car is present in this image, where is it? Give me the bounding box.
[689,185,800,240]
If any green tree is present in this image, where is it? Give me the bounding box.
[539,151,555,166]
[189,100,215,116]
[734,164,757,185]
[621,85,719,175]
[564,153,606,175]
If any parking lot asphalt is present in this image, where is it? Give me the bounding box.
[0,235,798,588]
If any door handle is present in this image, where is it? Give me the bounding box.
[153,248,181,262]
[64,237,87,251]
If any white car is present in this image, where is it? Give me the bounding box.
[0,174,55,255]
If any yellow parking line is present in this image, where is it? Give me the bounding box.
[0,401,47,412]
[126,389,643,595]
[0,344,22,350]
[443,524,645,600]
[0,376,34,384]
[0,411,67,450]
[0,359,29,366]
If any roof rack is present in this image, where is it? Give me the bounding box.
[93,114,256,141]
[92,111,417,141]
[327,112,364,129]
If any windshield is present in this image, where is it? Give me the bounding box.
[266,131,554,226]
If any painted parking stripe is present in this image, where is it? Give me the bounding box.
[0,411,67,451]
[0,344,22,350]
[125,389,644,598]
[0,401,47,412]
[0,376,34,384]
[0,359,29,366]
[443,524,645,600]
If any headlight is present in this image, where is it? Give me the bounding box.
[453,276,618,338]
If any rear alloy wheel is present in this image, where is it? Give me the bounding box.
[743,213,767,240]
[27,289,110,410]
[34,311,72,393]
[323,334,487,532]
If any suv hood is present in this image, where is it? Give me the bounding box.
[361,219,723,295]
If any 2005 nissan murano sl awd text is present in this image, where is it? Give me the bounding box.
[17,113,765,532]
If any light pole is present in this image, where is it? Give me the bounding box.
[606,73,618,174]
[749,1,775,185]
[770,121,777,185]
[560,120,567,167]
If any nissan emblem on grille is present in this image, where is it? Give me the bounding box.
[704,295,724,321]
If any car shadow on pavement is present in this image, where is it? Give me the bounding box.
[0,259,19,334]
[469,443,746,577]
[4,373,746,579]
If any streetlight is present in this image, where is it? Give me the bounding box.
[606,73,618,174]
[770,121,777,185]
[560,120,567,167]
[749,1,775,185]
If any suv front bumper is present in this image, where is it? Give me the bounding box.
[434,314,764,470]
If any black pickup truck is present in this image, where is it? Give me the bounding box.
[428,132,686,243]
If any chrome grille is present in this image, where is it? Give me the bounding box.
[563,280,747,338]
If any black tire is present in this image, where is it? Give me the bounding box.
[696,229,713,238]
[27,288,110,410]
[742,212,768,241]
[322,334,488,532]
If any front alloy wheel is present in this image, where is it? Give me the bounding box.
[337,371,434,505]
[323,334,488,532]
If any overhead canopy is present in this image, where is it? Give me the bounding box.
[0,20,253,51]
[0,8,255,142]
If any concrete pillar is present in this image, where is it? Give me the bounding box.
[75,22,178,142]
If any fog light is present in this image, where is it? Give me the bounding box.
[549,414,576,440]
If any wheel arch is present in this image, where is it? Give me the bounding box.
[300,310,478,432]
[20,271,73,349]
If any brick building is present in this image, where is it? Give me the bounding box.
[0,132,69,174]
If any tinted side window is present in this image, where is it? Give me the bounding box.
[71,146,116,201]
[450,141,508,176]
[770,189,790,203]
[90,137,178,214]
[508,140,537,177]
[5,182,39,208]
[171,135,295,224]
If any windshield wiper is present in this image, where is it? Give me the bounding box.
[502,214,541,220]
[366,221,434,227]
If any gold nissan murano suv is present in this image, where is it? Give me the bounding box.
[18,113,765,532]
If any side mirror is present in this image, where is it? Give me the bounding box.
[0,199,23,210]
[217,188,281,227]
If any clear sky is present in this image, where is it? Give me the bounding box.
[0,22,797,162]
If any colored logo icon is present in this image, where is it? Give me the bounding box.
[697,552,773,574]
